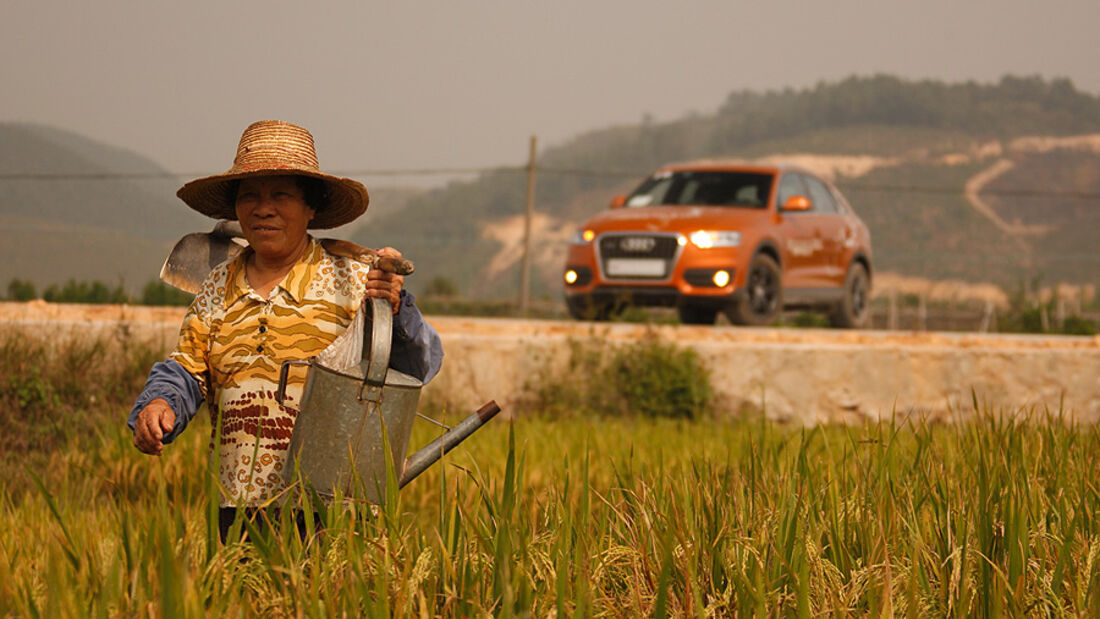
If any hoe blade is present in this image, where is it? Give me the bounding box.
[159,221,246,294]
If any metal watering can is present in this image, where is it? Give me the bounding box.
[276,297,499,504]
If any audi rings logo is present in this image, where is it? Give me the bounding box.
[619,236,656,253]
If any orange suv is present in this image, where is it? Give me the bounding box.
[563,161,873,327]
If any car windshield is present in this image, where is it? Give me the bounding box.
[626,171,774,208]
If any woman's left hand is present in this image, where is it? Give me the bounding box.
[366,247,405,314]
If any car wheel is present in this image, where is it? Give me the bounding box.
[677,304,718,325]
[566,295,611,321]
[829,263,870,328]
[727,255,783,326]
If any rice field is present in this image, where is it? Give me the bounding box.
[1,331,1099,616]
[2,407,1098,617]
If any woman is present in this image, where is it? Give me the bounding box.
[127,120,443,540]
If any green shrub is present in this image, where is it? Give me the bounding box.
[5,278,37,301]
[612,306,680,324]
[422,276,459,298]
[785,311,830,328]
[1061,315,1097,335]
[42,279,129,304]
[524,336,712,419]
[0,329,166,460]
[414,296,565,319]
[611,339,712,418]
[140,280,194,306]
[998,307,1099,335]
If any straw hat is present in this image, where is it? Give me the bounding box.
[177,120,369,229]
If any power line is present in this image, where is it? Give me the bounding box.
[538,166,643,178]
[0,164,643,180]
[334,167,523,177]
[836,182,1100,200]
[0,171,206,179]
[0,166,525,180]
[2,166,1099,199]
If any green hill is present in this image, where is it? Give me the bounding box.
[0,123,210,240]
[0,124,423,294]
[353,75,1100,299]
[0,123,211,292]
[4,76,1098,301]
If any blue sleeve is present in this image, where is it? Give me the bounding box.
[127,359,204,444]
[389,290,444,384]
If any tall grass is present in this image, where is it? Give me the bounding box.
[0,325,163,478]
[1,332,1098,616]
[3,408,1099,616]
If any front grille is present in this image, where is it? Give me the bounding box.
[596,233,681,281]
[598,234,679,259]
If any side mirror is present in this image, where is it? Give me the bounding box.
[782,195,812,211]
[609,195,627,209]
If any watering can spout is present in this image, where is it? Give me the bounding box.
[400,401,502,488]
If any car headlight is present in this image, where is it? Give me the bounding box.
[571,229,596,244]
[689,230,741,249]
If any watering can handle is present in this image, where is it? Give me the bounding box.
[276,359,311,411]
[358,297,392,403]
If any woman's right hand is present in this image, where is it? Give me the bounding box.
[133,399,176,456]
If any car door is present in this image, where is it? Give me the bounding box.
[776,172,828,288]
[801,175,848,285]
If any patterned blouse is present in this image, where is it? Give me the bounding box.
[154,236,439,506]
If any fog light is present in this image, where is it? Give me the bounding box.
[712,270,730,287]
[564,269,578,285]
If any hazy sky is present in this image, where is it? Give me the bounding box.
[4,1,1098,184]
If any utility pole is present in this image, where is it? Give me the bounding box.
[519,135,537,316]
[888,289,898,331]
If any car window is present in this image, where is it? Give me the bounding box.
[830,185,852,214]
[775,173,805,209]
[626,176,673,206]
[627,171,773,208]
[803,176,839,214]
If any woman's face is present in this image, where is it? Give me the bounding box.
[235,175,316,265]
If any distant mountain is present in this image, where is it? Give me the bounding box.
[5,76,1099,301]
[0,124,423,294]
[354,75,1100,300]
[0,123,209,240]
[0,123,208,292]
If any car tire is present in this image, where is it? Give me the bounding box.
[677,304,718,325]
[829,263,871,328]
[727,254,783,326]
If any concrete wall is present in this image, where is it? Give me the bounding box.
[424,318,1100,423]
[3,302,1097,423]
